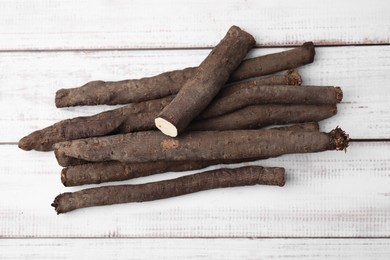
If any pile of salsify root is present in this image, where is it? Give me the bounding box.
[19,25,348,214]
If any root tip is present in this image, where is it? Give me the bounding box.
[18,136,32,151]
[303,41,315,62]
[277,167,286,187]
[286,69,303,85]
[55,89,70,108]
[335,86,343,103]
[330,126,349,151]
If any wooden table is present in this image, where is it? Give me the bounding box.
[1,0,389,258]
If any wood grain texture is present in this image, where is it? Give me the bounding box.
[0,141,389,237]
[3,46,390,141]
[0,238,389,259]
[0,0,389,50]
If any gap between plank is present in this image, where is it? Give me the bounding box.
[0,43,389,53]
[0,236,389,239]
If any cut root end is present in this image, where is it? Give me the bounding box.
[330,126,349,151]
[51,195,62,215]
[155,117,178,137]
[286,69,303,86]
[335,86,343,103]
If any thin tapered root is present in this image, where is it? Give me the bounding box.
[54,127,348,166]
[18,136,33,151]
[54,43,314,107]
[52,166,285,214]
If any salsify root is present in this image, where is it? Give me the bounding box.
[61,122,319,186]
[55,42,313,107]
[155,26,256,137]
[188,104,336,131]
[19,71,307,152]
[199,85,342,119]
[61,159,243,187]
[19,100,330,152]
[52,166,286,214]
[54,127,349,167]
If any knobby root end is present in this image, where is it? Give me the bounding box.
[330,126,349,151]
[286,69,303,86]
[51,194,63,215]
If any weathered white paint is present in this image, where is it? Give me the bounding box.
[0,0,389,50]
[0,142,389,237]
[1,0,389,255]
[1,238,389,259]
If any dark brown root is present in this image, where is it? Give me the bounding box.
[52,166,285,214]
[54,127,348,166]
[55,43,315,107]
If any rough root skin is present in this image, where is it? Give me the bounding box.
[18,136,33,151]
[54,127,347,166]
[330,126,349,151]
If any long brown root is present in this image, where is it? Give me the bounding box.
[55,43,314,107]
[61,122,319,186]
[21,73,318,152]
[52,166,285,214]
[54,127,349,167]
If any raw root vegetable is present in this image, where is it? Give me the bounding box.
[20,101,330,152]
[61,122,319,186]
[188,104,336,131]
[229,42,314,81]
[54,41,314,107]
[199,85,342,119]
[54,127,349,167]
[52,166,286,214]
[56,122,320,168]
[155,26,256,137]
[61,160,243,187]
[19,71,301,152]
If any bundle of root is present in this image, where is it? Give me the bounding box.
[17,25,350,214]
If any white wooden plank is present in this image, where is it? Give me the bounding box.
[0,142,389,237]
[1,238,389,260]
[1,45,390,141]
[0,0,389,50]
